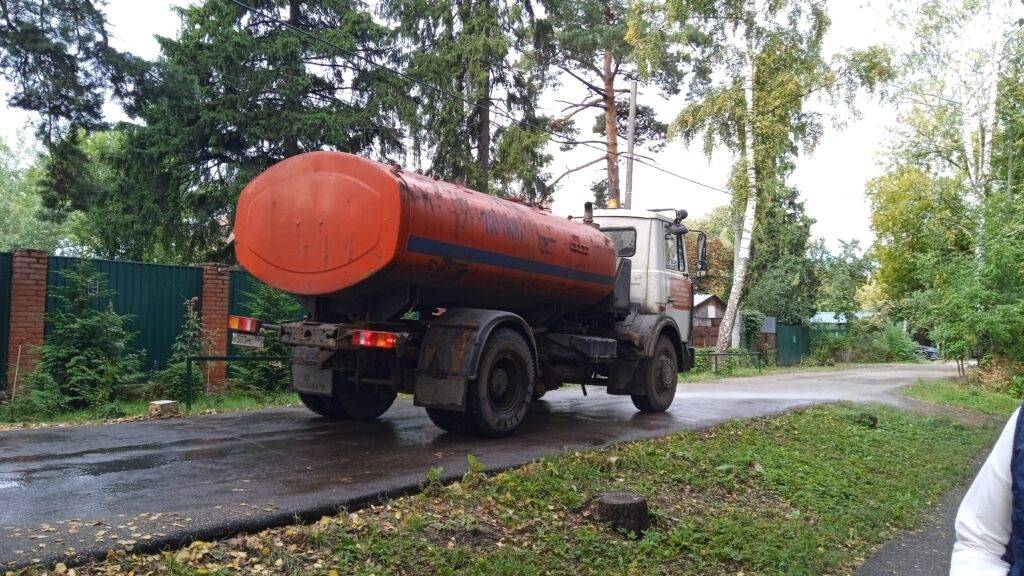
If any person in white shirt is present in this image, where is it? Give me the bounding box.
[950,407,1020,575]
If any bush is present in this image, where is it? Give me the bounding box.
[740,309,766,348]
[231,282,302,393]
[18,260,144,415]
[807,320,917,365]
[150,297,204,401]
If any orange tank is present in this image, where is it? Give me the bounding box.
[234,151,617,315]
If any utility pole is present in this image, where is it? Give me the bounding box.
[624,80,638,209]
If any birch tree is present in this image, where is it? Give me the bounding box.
[631,0,891,352]
[894,0,1021,196]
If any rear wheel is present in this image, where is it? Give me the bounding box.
[426,328,534,437]
[631,335,678,413]
[299,373,397,420]
[426,407,473,435]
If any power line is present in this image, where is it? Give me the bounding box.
[224,0,732,196]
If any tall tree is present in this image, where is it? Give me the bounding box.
[380,0,557,199]
[632,0,891,352]
[0,0,140,144]
[810,239,874,321]
[544,0,686,207]
[63,0,414,263]
[0,0,144,219]
[893,0,1019,197]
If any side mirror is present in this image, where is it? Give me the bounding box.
[666,224,687,236]
[695,231,709,278]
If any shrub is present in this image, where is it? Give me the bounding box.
[232,282,302,393]
[741,309,766,349]
[150,297,204,401]
[20,260,143,414]
[807,320,917,365]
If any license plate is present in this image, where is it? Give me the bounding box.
[231,332,265,349]
[291,363,333,396]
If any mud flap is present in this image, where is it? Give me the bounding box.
[413,376,468,411]
[289,346,334,396]
[413,308,537,412]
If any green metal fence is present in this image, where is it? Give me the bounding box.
[776,324,811,366]
[45,257,203,370]
[0,252,11,384]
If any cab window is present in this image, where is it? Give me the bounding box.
[603,228,637,257]
[664,225,685,272]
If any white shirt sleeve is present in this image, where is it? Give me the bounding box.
[950,408,1019,576]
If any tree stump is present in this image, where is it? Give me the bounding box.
[596,491,650,537]
[854,412,878,429]
[148,400,180,419]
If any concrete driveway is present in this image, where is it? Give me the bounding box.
[0,362,956,569]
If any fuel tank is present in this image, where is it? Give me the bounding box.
[234,151,617,315]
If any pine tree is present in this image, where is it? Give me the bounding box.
[80,0,415,262]
[23,260,142,412]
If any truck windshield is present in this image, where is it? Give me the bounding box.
[603,228,637,257]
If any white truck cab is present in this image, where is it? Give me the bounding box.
[588,208,706,345]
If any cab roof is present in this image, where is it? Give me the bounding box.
[583,208,677,223]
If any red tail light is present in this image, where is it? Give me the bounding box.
[352,330,398,349]
[228,315,261,333]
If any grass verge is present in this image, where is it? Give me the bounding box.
[902,378,1020,416]
[24,403,998,576]
[0,390,299,430]
[678,362,897,383]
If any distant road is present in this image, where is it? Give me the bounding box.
[0,362,957,569]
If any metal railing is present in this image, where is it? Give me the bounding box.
[184,355,289,411]
[694,350,764,373]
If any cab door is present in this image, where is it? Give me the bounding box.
[651,222,693,341]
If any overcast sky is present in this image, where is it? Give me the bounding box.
[0,0,903,251]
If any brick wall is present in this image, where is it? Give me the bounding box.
[6,249,48,392]
[201,264,230,392]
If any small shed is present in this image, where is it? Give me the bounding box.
[691,294,727,348]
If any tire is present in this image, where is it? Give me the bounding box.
[426,407,473,435]
[299,373,397,420]
[631,335,678,413]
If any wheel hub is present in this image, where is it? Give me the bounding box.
[489,368,510,397]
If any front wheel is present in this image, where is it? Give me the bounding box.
[631,335,678,413]
[299,373,397,420]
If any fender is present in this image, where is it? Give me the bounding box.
[414,308,538,412]
[614,308,686,364]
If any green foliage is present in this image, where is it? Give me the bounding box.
[631,0,892,331]
[20,260,143,414]
[740,309,764,347]
[150,298,204,402]
[868,28,1024,379]
[379,0,557,200]
[810,239,874,319]
[0,134,74,252]
[47,0,416,263]
[807,321,917,366]
[0,0,142,144]
[232,282,303,393]
[903,379,1020,417]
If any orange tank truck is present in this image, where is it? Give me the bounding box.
[234,151,616,315]
[233,151,707,437]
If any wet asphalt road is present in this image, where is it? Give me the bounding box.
[0,362,956,569]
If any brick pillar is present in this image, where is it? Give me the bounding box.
[201,264,230,393]
[7,249,48,393]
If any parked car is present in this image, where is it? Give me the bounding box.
[915,345,940,360]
